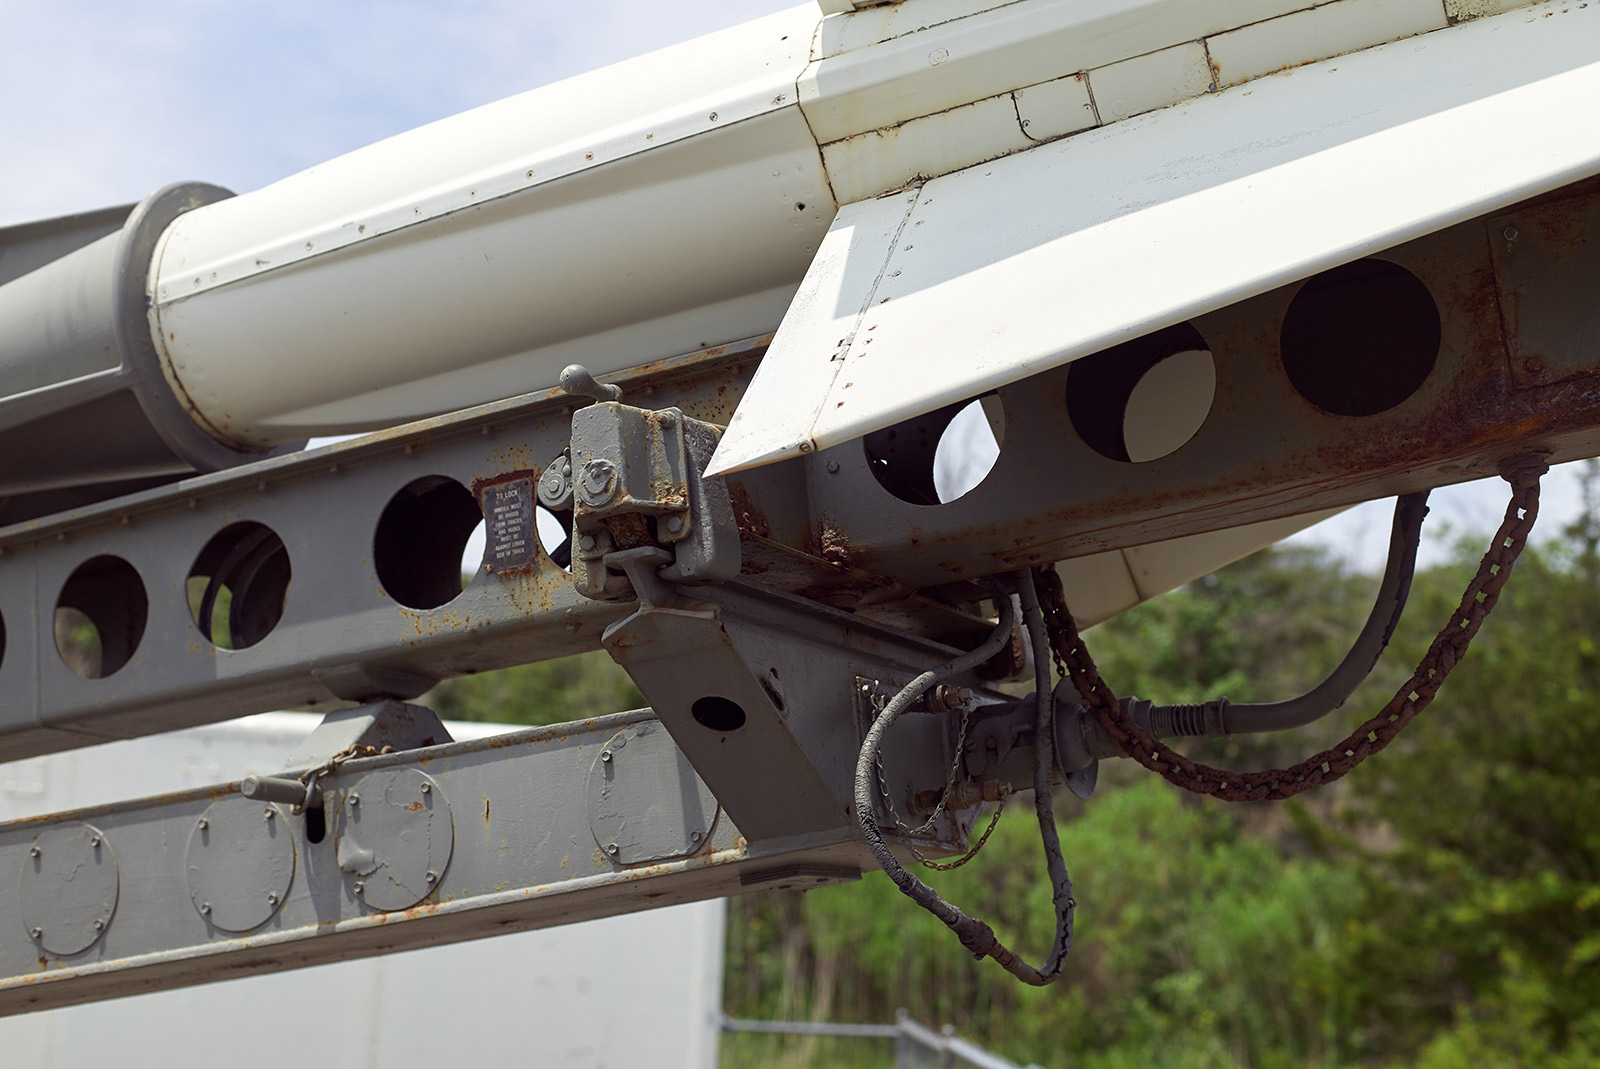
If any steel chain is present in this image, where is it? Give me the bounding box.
[1034,456,1546,803]
[865,680,1008,869]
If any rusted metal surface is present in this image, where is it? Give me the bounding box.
[805,185,1600,589]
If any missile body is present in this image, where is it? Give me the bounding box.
[3,0,1598,512]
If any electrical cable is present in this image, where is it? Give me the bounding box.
[853,570,1075,985]
[1139,490,1430,740]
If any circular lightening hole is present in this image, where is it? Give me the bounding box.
[1280,259,1440,417]
[55,555,147,678]
[187,522,292,650]
[537,506,573,570]
[691,696,747,732]
[1068,322,1215,463]
[1123,349,1216,463]
[865,394,1004,506]
[375,476,483,610]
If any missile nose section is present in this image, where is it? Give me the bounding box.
[0,183,305,522]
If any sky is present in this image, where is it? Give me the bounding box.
[2,0,1589,575]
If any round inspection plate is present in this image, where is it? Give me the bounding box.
[336,768,453,912]
[588,722,719,865]
[186,796,296,932]
[20,822,119,956]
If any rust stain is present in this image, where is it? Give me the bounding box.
[727,480,770,540]
[809,517,856,569]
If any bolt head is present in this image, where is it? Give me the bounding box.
[577,459,620,506]
[267,893,279,905]
[264,808,275,820]
[606,843,619,855]
[199,903,212,915]
[666,515,684,534]
[420,783,431,794]
[825,459,841,474]
[92,919,104,932]
[348,795,360,806]
[89,836,101,847]
[197,818,209,830]
[28,845,40,858]
[601,750,613,762]
[354,882,365,895]
[1504,226,1520,241]
[425,871,437,883]
[29,927,42,940]
[578,533,597,551]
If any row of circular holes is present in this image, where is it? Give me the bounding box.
[867,259,1443,505]
[32,476,570,681]
[16,259,1443,677]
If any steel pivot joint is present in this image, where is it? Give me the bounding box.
[564,393,740,602]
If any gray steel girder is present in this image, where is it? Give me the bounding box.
[3,183,1599,764]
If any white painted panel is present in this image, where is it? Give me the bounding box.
[156,106,833,445]
[1087,42,1214,122]
[708,2,1600,475]
[1056,509,1343,627]
[800,0,1317,142]
[717,191,919,470]
[1208,0,1447,88]
[820,93,1029,204]
[1013,74,1099,141]
[0,715,724,1069]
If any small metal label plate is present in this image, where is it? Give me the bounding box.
[482,477,536,574]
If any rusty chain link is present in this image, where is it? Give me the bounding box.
[1035,456,1547,803]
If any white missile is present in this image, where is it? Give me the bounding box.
[4,0,1598,504]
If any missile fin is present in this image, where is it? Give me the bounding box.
[710,3,1600,476]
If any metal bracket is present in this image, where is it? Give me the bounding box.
[568,399,740,602]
